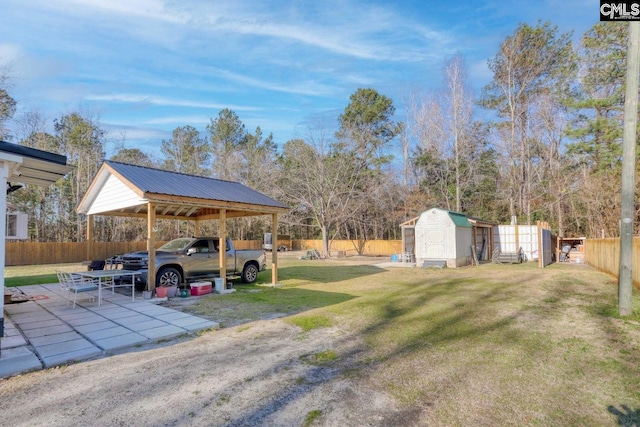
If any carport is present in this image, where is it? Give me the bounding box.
[76,161,289,289]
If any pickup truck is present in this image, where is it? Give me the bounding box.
[120,237,267,287]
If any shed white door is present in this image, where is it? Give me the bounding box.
[425,228,445,258]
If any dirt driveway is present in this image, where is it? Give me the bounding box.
[1,317,401,426]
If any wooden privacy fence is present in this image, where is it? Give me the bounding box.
[6,241,153,266]
[5,239,402,266]
[586,238,640,288]
[295,239,402,256]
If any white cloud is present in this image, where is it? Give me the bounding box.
[102,123,168,141]
[213,69,336,97]
[86,94,261,111]
[143,115,212,125]
[48,0,190,24]
[198,3,448,62]
[0,43,22,64]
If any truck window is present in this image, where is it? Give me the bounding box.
[191,239,211,253]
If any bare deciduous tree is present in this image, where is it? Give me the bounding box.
[443,54,474,212]
[481,22,574,224]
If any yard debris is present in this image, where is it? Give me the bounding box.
[492,247,525,264]
[5,287,31,304]
[300,249,321,260]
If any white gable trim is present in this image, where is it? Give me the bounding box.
[87,173,146,215]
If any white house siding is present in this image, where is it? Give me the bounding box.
[87,174,146,215]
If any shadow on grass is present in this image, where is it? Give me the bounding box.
[216,272,528,425]
[608,405,640,426]
[191,263,385,325]
[272,264,386,284]
[77,262,634,426]
[355,275,523,356]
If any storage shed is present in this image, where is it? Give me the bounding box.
[415,208,471,268]
[401,208,495,268]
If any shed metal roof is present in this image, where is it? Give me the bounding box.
[448,211,472,228]
[77,160,289,220]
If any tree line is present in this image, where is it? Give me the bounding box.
[0,21,637,255]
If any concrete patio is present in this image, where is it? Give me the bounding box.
[1,283,219,379]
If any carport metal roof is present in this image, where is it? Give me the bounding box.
[77,160,289,219]
[77,161,289,289]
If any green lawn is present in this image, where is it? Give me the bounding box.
[4,263,84,287]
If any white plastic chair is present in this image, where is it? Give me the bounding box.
[402,251,415,263]
[58,271,99,308]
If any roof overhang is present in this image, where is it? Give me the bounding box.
[468,218,497,228]
[0,141,74,187]
[94,197,290,220]
[400,216,419,227]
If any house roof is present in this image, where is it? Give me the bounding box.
[77,160,289,220]
[0,141,74,187]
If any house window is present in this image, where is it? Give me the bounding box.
[6,214,17,237]
[6,213,27,239]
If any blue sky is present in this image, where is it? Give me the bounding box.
[1,0,598,158]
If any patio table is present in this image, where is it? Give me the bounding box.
[75,269,140,306]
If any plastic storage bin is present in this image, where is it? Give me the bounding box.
[190,281,212,296]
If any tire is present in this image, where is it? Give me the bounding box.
[156,267,182,287]
[241,263,259,283]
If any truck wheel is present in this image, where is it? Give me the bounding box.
[241,263,259,283]
[157,267,182,287]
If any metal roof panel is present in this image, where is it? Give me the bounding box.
[105,160,288,209]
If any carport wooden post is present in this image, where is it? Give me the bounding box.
[219,209,227,282]
[0,159,13,341]
[272,213,278,285]
[537,221,543,269]
[147,202,156,290]
[194,218,200,236]
[86,214,93,261]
